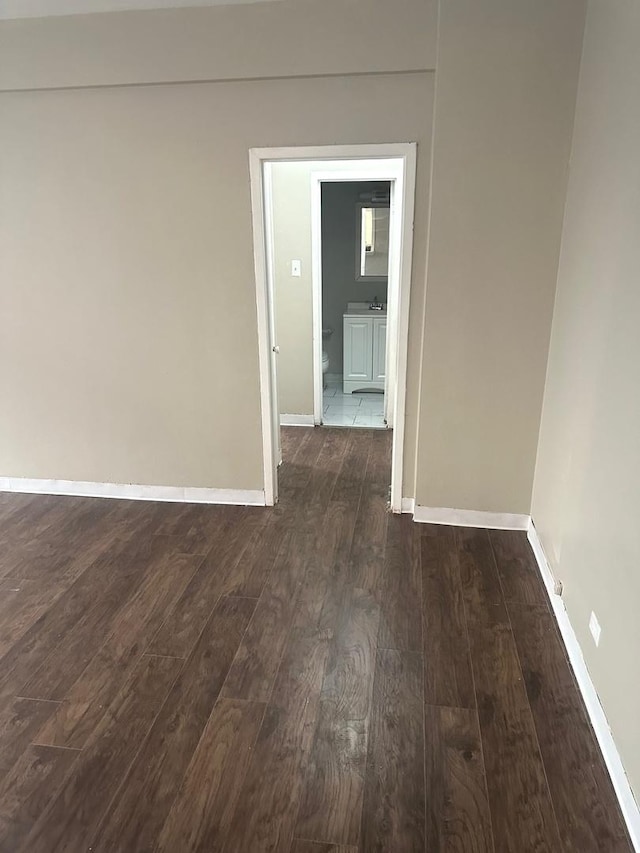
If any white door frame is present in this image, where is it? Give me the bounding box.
[249,143,417,512]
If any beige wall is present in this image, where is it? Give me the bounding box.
[532,0,640,798]
[1,0,593,513]
[0,69,433,492]
[415,0,586,513]
[0,0,436,91]
[270,162,314,418]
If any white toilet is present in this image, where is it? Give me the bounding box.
[322,327,333,387]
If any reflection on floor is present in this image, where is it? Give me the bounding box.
[323,376,386,428]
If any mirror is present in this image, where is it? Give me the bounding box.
[356,204,390,281]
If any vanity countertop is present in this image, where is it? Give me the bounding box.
[343,301,387,317]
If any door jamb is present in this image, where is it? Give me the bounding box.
[249,148,277,506]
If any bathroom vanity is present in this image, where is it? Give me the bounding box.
[343,302,387,394]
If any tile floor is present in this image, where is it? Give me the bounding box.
[323,376,386,428]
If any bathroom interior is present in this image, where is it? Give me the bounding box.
[321,180,391,428]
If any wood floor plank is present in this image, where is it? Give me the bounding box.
[0,496,75,563]
[147,507,261,658]
[0,745,78,853]
[328,429,372,507]
[424,704,493,853]
[89,595,256,852]
[361,648,425,853]
[0,507,163,699]
[19,535,194,701]
[297,429,351,520]
[223,508,284,598]
[489,529,550,607]
[34,551,202,749]
[376,514,422,652]
[465,596,562,851]
[50,499,169,585]
[21,653,183,853]
[291,433,353,539]
[297,497,363,638]
[280,425,305,459]
[221,432,346,705]
[282,461,374,846]
[278,428,328,505]
[151,502,236,556]
[368,427,392,489]
[0,698,60,778]
[156,697,266,853]
[223,429,348,702]
[0,496,134,583]
[421,524,475,709]
[224,626,331,853]
[220,528,307,703]
[0,542,58,584]
[290,841,357,853]
[273,428,334,535]
[510,603,633,852]
[0,494,39,530]
[16,498,122,583]
[508,601,574,692]
[296,587,380,847]
[147,500,200,535]
[0,498,101,581]
[347,430,389,594]
[0,579,65,658]
[457,526,504,610]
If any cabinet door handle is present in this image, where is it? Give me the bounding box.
[272,345,280,354]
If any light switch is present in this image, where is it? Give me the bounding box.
[291,260,301,277]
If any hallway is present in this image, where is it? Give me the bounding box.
[0,427,631,851]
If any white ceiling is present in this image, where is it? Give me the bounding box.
[0,0,273,20]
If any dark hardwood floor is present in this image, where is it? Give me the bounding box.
[0,427,632,852]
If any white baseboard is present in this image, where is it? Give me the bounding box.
[401,497,415,514]
[412,505,529,530]
[528,519,640,851]
[280,414,315,427]
[0,477,266,506]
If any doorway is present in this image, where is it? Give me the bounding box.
[319,179,390,430]
[249,144,416,511]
